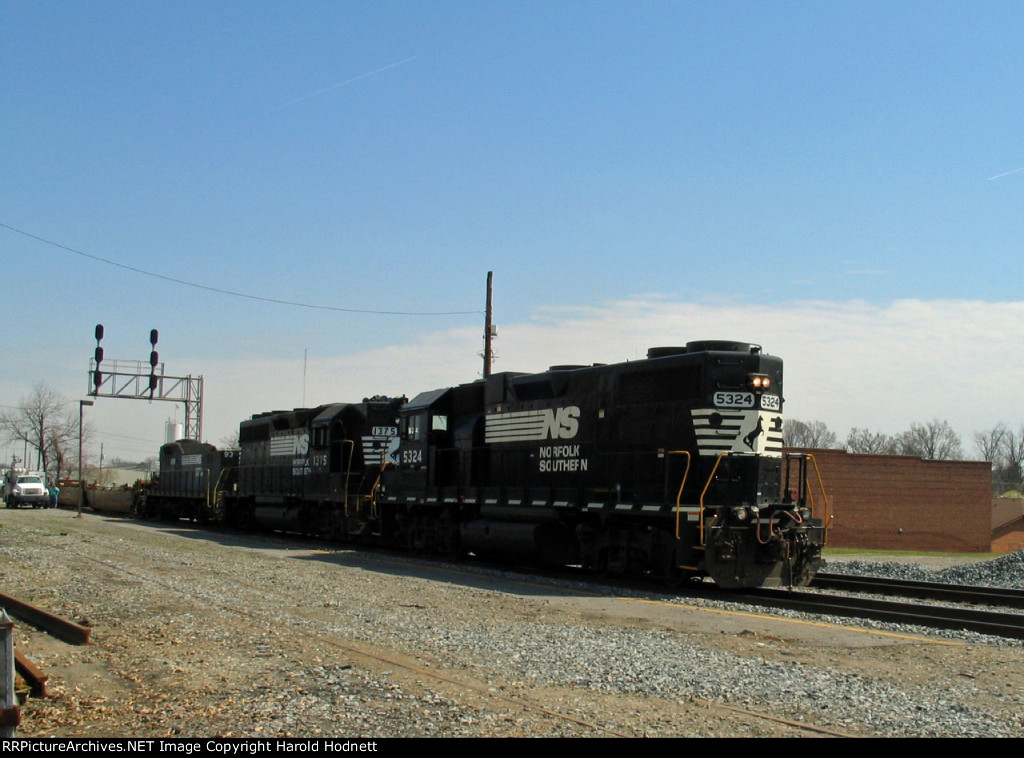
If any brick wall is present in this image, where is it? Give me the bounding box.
[785,448,992,553]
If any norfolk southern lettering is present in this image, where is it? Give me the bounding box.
[538,444,588,472]
[484,406,581,443]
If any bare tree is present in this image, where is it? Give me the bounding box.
[219,431,240,450]
[973,423,1024,494]
[0,383,77,478]
[896,419,963,460]
[1000,425,1024,484]
[784,419,838,448]
[845,427,899,454]
[989,424,1023,492]
[973,424,1007,463]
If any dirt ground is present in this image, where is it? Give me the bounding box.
[3,508,1023,738]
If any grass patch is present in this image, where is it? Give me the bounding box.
[823,547,997,561]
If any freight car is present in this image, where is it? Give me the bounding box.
[142,340,827,588]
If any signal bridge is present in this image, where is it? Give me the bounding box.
[87,357,203,442]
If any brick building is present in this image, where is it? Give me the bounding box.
[992,497,1024,553]
[786,448,992,553]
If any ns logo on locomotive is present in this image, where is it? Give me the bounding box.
[141,340,828,589]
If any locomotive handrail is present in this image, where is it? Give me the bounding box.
[367,461,389,516]
[210,467,234,523]
[341,439,356,517]
[668,450,692,540]
[782,451,832,544]
[201,468,211,513]
[804,453,831,545]
[698,452,729,546]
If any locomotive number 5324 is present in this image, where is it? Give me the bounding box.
[713,391,754,409]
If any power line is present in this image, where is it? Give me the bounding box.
[1,222,481,316]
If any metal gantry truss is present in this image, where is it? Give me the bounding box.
[87,358,203,441]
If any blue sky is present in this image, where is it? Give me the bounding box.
[3,2,1023,463]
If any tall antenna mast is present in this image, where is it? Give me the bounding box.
[483,271,495,378]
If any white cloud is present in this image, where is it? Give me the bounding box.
[23,297,1023,459]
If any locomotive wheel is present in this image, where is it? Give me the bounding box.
[438,510,462,558]
[662,559,685,588]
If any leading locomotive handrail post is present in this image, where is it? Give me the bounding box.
[698,452,729,546]
[667,450,692,540]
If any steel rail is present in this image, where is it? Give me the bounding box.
[812,572,1024,609]
[0,592,91,645]
[732,587,1024,639]
[14,649,48,697]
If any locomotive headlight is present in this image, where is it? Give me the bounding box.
[749,374,771,390]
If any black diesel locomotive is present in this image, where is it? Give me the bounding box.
[144,340,827,588]
[139,440,236,522]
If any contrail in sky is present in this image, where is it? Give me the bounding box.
[281,56,417,107]
[986,166,1024,180]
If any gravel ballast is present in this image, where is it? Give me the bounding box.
[823,550,1024,588]
[2,509,1023,738]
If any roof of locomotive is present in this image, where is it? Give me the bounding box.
[404,386,451,412]
[399,341,776,413]
[245,396,406,426]
[516,340,772,379]
[160,439,218,455]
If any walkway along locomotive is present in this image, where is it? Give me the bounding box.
[141,340,828,588]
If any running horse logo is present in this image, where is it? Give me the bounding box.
[743,416,764,451]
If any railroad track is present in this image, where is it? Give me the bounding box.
[812,572,1024,609]
[516,562,1024,640]
[717,586,1024,640]
[346,555,1024,641]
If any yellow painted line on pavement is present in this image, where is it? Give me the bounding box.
[627,596,963,645]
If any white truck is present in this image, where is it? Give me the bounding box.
[3,470,50,508]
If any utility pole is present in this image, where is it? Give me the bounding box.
[78,399,93,517]
[483,271,495,378]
